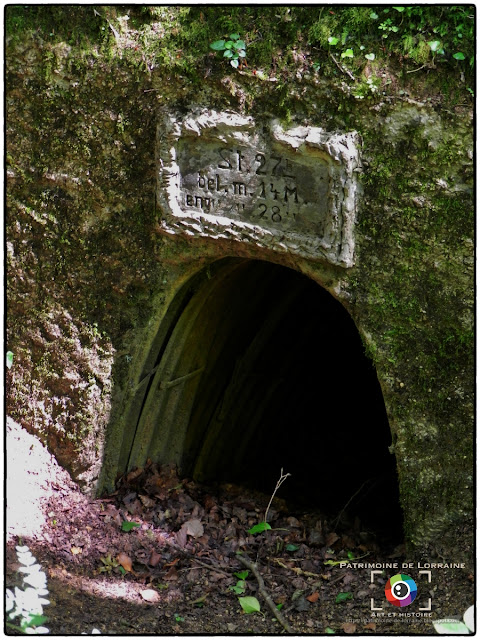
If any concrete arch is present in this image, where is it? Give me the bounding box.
[106,257,401,530]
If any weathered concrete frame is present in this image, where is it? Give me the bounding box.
[157,110,361,267]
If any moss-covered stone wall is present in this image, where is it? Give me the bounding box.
[6,6,473,562]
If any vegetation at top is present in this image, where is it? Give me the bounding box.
[5,5,474,93]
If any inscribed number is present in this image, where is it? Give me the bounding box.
[256,204,286,222]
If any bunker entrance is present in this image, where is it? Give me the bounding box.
[133,258,403,539]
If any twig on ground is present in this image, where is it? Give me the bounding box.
[406,64,427,73]
[329,53,356,81]
[270,557,329,580]
[237,554,293,634]
[182,559,232,577]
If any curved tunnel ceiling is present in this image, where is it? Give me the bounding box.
[128,258,402,530]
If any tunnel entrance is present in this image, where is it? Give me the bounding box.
[130,258,403,540]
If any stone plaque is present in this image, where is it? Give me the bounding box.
[157,110,360,266]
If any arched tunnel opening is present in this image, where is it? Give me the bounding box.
[130,258,403,542]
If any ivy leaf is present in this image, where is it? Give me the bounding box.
[365,53,375,61]
[341,49,354,59]
[248,522,272,535]
[453,52,466,60]
[328,36,339,46]
[121,521,141,532]
[393,6,405,11]
[210,40,226,51]
[230,58,239,68]
[229,33,240,40]
[239,596,261,614]
[428,40,442,52]
[370,12,379,19]
[335,592,353,603]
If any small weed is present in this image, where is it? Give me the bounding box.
[210,33,246,68]
[353,75,381,100]
[98,554,119,573]
[229,570,249,595]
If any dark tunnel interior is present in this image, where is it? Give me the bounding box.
[165,259,404,539]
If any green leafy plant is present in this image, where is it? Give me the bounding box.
[121,520,141,532]
[6,545,50,634]
[248,468,291,536]
[229,570,249,595]
[353,75,381,99]
[335,591,353,604]
[6,350,14,369]
[210,33,246,68]
[239,596,261,614]
[317,5,473,79]
[247,522,272,535]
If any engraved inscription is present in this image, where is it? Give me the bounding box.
[159,111,359,266]
[177,141,330,234]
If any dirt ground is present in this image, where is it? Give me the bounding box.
[6,418,474,635]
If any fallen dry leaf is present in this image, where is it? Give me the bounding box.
[181,518,204,539]
[163,557,179,568]
[164,566,179,581]
[306,592,319,603]
[325,532,339,546]
[363,622,376,631]
[71,546,82,555]
[139,494,156,508]
[175,527,187,548]
[149,550,162,567]
[117,552,133,572]
[140,588,160,603]
[342,622,357,633]
[126,467,143,482]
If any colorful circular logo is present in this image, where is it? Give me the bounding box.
[385,574,417,607]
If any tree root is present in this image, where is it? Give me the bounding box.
[237,554,293,634]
